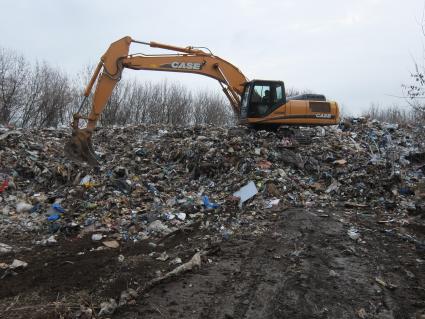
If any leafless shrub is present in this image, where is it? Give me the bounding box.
[362,103,415,126]
[402,62,425,124]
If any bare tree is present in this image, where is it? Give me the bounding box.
[286,87,313,97]
[19,62,73,128]
[0,46,236,128]
[0,48,29,124]
[193,91,234,126]
[20,62,44,127]
[164,82,192,125]
[400,12,425,124]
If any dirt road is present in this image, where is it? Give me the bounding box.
[1,208,424,319]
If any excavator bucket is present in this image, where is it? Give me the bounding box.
[64,128,99,166]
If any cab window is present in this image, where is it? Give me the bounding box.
[251,84,271,115]
[275,85,283,103]
[240,85,250,118]
[249,83,284,116]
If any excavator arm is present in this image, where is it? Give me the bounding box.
[75,36,247,130]
[65,36,248,165]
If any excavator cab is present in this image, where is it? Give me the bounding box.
[240,80,339,127]
[240,80,285,119]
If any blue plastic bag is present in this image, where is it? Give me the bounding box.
[47,214,61,221]
[52,203,65,213]
[202,196,219,209]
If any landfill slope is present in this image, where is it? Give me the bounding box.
[0,121,424,319]
[117,209,423,319]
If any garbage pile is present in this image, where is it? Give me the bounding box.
[1,119,425,246]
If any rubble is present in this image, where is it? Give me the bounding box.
[0,120,424,249]
[1,120,425,317]
[15,202,32,213]
[0,121,423,245]
[102,240,119,248]
[233,180,258,207]
[118,288,138,306]
[141,251,203,292]
[91,234,103,241]
[98,298,117,316]
[9,259,28,269]
[0,243,12,255]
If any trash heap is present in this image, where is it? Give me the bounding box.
[1,118,425,246]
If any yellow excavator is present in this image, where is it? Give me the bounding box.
[65,36,340,165]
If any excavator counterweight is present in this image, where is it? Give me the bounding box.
[65,36,339,165]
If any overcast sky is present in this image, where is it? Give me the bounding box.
[1,0,424,115]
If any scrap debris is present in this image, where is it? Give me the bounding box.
[1,119,425,317]
[1,121,424,243]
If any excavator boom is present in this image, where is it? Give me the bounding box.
[65,36,248,165]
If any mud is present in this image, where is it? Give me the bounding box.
[1,208,424,319]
